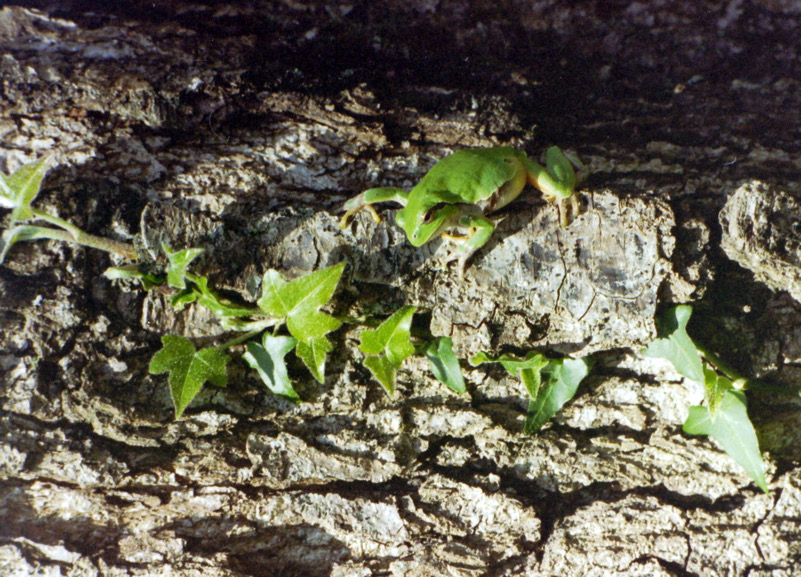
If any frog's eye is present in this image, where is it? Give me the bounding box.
[421,203,448,224]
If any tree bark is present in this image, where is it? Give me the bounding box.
[2,1,801,575]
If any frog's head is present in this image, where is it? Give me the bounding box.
[396,193,460,247]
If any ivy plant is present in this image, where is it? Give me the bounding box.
[150,335,231,418]
[358,305,417,396]
[0,157,136,263]
[644,305,768,492]
[471,351,592,434]
[353,307,466,397]
[0,157,776,491]
[147,261,347,416]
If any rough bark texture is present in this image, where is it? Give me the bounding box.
[2,1,801,576]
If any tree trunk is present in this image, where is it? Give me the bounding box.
[2,1,800,575]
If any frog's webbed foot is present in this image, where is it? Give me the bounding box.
[437,245,473,282]
[454,252,474,282]
[338,187,409,229]
[438,231,474,281]
[560,152,586,227]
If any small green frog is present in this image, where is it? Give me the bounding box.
[339,146,586,277]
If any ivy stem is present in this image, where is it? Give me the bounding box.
[31,209,137,259]
[332,313,380,328]
[216,329,264,351]
[696,342,746,383]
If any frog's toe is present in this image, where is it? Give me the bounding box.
[364,204,381,223]
[570,194,580,218]
[454,250,479,281]
[338,203,381,229]
[558,194,581,227]
[456,257,468,280]
[441,230,472,243]
[541,190,556,204]
[558,199,570,228]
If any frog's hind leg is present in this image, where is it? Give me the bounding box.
[339,187,409,229]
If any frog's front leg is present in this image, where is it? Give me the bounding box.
[546,190,582,228]
[524,146,587,227]
[443,208,495,280]
[562,150,589,185]
[552,150,587,227]
[339,187,409,229]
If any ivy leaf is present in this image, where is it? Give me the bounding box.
[257,263,345,343]
[358,306,417,397]
[296,336,333,383]
[423,337,465,394]
[703,365,733,418]
[0,225,59,265]
[645,306,769,492]
[470,351,549,398]
[149,335,229,418]
[0,157,50,222]
[359,306,416,364]
[191,275,259,317]
[163,244,204,289]
[169,287,198,311]
[525,357,592,434]
[684,388,768,493]
[289,308,342,343]
[103,264,165,290]
[471,352,591,434]
[643,305,705,383]
[362,356,398,396]
[243,334,299,401]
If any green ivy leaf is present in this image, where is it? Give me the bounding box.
[684,389,768,493]
[470,351,549,398]
[359,306,416,396]
[359,306,416,363]
[243,334,299,401]
[296,336,333,383]
[362,356,398,396]
[0,225,58,265]
[149,335,229,418]
[643,305,705,383]
[423,337,465,394]
[103,264,165,290]
[471,351,591,434]
[525,357,592,434]
[191,276,259,317]
[169,288,198,310]
[257,263,345,343]
[703,365,734,418]
[0,157,50,222]
[163,244,204,289]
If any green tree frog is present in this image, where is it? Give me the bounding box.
[339,146,586,277]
